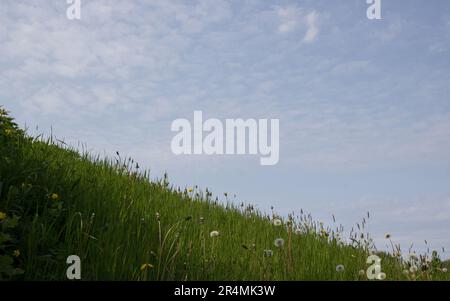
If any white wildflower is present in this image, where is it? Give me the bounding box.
[274,238,285,248]
[210,231,220,238]
[336,264,345,272]
[272,219,282,226]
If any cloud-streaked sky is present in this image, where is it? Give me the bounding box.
[1,0,450,256]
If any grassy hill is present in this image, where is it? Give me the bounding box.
[0,107,448,281]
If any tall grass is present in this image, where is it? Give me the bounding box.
[0,107,448,280]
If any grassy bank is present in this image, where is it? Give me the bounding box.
[0,107,448,280]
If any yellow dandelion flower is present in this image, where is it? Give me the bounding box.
[187,187,193,193]
[4,129,13,136]
[140,263,154,271]
[13,249,20,257]
[0,211,6,221]
[50,193,60,201]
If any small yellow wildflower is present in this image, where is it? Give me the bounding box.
[50,193,60,201]
[13,249,20,257]
[0,211,6,221]
[187,187,193,193]
[140,263,154,271]
[21,182,32,189]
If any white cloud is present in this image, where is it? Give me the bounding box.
[303,11,319,43]
[277,6,301,33]
[276,6,319,42]
[376,21,403,42]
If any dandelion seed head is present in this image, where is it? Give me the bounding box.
[377,272,386,280]
[442,268,447,273]
[264,249,274,257]
[272,219,282,226]
[336,264,345,272]
[210,230,220,238]
[274,238,285,248]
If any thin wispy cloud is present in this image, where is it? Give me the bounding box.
[303,11,319,42]
[276,5,320,42]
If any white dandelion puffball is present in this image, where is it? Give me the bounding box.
[264,249,274,257]
[210,231,220,238]
[377,272,386,280]
[336,264,345,272]
[272,219,282,226]
[274,238,285,248]
[442,268,448,273]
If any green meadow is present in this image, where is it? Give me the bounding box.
[0,107,449,281]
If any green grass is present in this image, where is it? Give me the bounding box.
[0,107,449,281]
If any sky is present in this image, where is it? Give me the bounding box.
[1,0,450,257]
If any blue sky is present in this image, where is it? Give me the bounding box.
[1,0,450,256]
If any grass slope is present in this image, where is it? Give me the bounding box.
[0,107,448,281]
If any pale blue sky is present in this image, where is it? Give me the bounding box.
[1,0,450,256]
